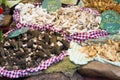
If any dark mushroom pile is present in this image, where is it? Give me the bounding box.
[0,30,69,70]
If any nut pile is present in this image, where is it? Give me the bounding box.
[15,3,101,34]
[0,30,69,70]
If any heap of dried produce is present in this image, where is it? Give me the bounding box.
[15,3,101,34]
[53,6,101,33]
[83,0,120,14]
[80,40,120,62]
[0,30,69,70]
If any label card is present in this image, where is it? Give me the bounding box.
[42,0,61,12]
[9,27,29,38]
[100,10,120,34]
[101,10,119,22]
[100,21,120,34]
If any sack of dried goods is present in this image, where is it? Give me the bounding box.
[0,26,69,78]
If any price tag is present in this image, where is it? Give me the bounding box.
[42,0,61,12]
[101,10,119,22]
[19,27,29,34]
[9,27,29,38]
[100,10,120,34]
[100,21,120,34]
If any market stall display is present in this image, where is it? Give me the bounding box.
[1,0,120,80]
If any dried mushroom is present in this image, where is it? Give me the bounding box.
[0,30,69,70]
